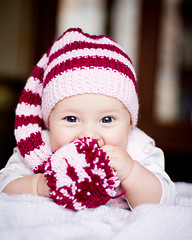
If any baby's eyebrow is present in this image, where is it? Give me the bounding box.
[59,108,81,114]
[99,109,122,114]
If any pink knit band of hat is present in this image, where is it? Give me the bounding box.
[14,28,139,172]
[42,28,138,126]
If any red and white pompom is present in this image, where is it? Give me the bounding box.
[44,138,120,211]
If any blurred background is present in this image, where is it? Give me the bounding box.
[0,0,191,182]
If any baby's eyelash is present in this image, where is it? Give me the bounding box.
[101,116,114,123]
[64,116,78,122]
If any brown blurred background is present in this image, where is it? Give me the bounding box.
[0,0,191,182]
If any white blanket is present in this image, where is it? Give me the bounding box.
[0,182,192,240]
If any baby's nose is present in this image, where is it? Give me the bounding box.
[78,126,103,145]
[80,131,99,140]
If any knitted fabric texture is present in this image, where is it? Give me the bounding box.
[14,28,138,209]
[43,137,120,211]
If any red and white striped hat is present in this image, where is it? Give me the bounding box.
[14,28,139,171]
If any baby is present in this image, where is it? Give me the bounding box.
[0,28,177,209]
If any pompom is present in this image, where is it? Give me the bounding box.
[44,138,120,211]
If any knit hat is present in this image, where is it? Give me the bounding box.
[15,28,138,170]
[14,28,138,209]
[40,28,138,127]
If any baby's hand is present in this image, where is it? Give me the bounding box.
[101,145,134,182]
[36,174,50,197]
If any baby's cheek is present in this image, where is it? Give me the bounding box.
[50,133,65,152]
[50,128,75,151]
[106,138,128,150]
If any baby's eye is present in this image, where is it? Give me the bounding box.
[101,116,113,123]
[65,116,78,122]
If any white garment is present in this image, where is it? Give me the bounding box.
[0,127,177,208]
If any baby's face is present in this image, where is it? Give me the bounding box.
[49,94,131,152]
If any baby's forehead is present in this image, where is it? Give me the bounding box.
[51,93,127,112]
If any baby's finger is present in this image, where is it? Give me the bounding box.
[97,138,104,148]
[101,145,116,162]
